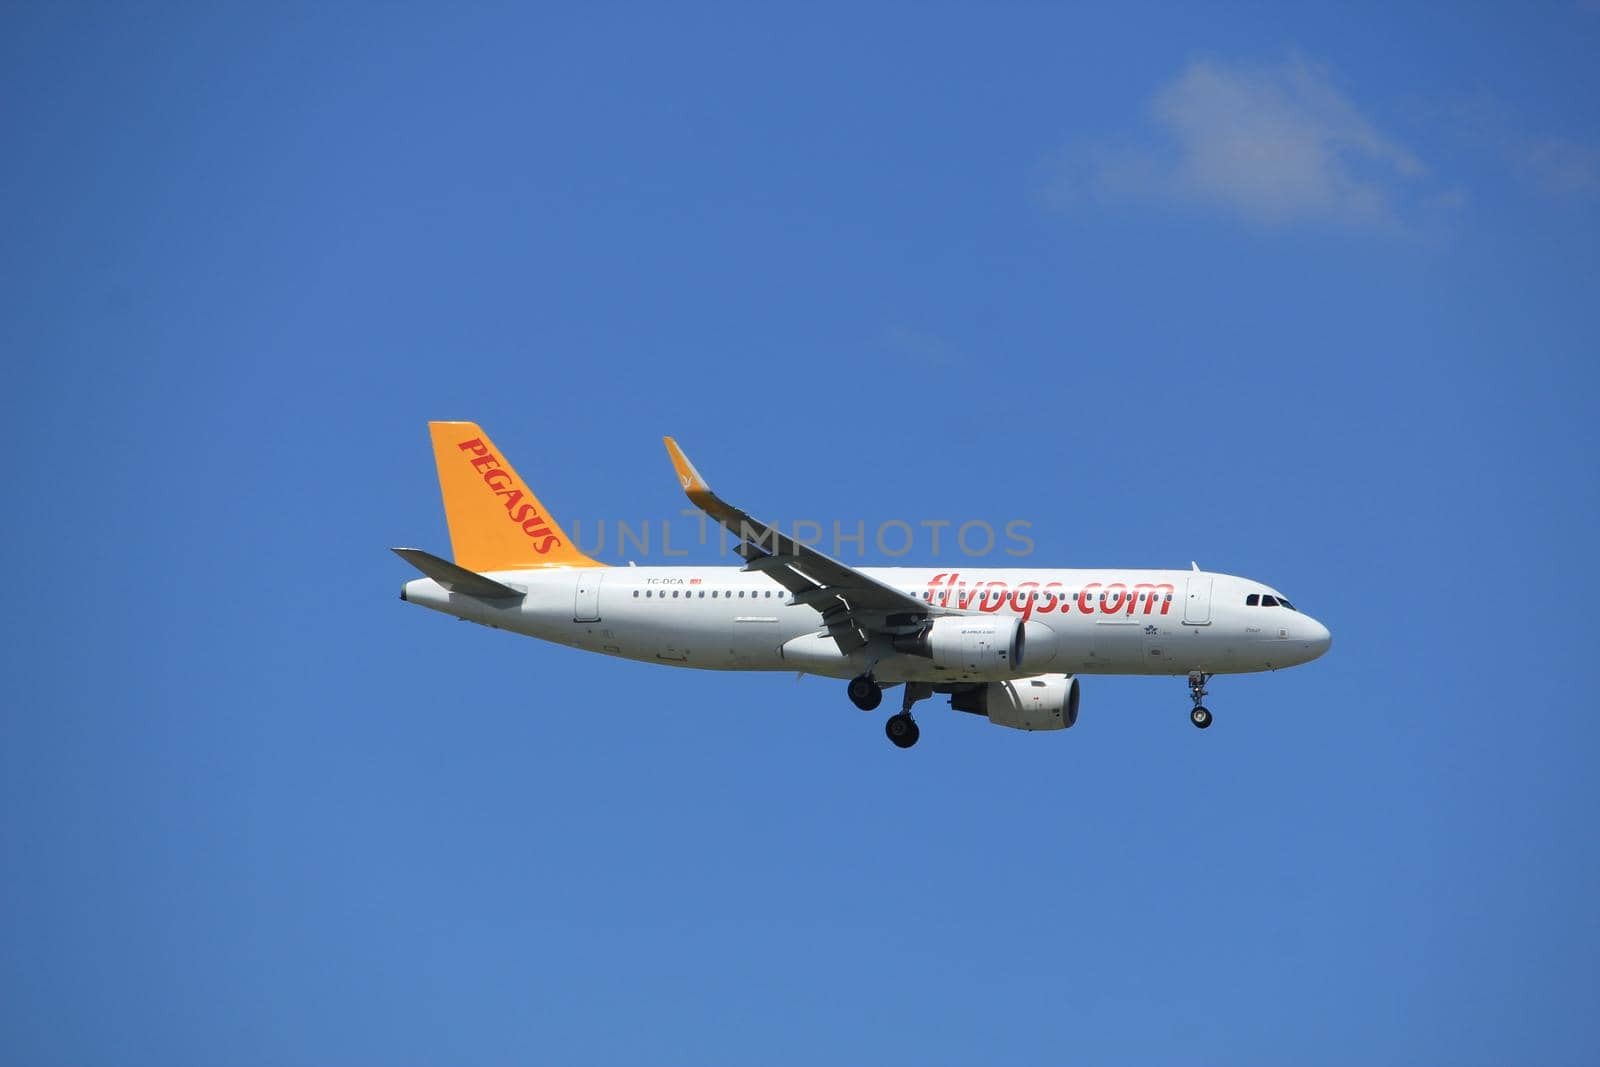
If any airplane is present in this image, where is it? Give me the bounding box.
[394,422,1332,748]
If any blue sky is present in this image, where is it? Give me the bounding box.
[3,3,1597,1063]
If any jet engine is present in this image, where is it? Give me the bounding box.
[951,674,1080,732]
[891,616,1026,673]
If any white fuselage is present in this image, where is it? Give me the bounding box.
[401,566,1331,684]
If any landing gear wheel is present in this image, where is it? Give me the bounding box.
[1190,706,1213,729]
[885,713,920,748]
[847,675,882,711]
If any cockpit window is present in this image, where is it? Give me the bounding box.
[1246,594,1260,606]
[1278,598,1295,611]
[1261,594,1279,607]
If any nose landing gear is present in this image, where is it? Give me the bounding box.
[1187,671,1212,729]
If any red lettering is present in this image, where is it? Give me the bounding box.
[1012,581,1038,622]
[1134,583,1175,615]
[980,581,1008,613]
[459,442,570,556]
[1038,581,1062,614]
[906,575,1177,619]
[956,580,978,610]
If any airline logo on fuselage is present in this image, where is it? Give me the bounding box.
[926,572,1174,622]
[456,438,563,555]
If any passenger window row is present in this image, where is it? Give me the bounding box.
[633,589,786,600]
[632,586,1188,607]
[912,590,1174,604]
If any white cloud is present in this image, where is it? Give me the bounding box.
[1436,94,1600,203]
[1059,56,1427,227]
[1520,137,1600,197]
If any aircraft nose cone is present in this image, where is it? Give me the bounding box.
[1306,617,1332,659]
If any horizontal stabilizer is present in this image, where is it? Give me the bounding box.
[391,548,525,600]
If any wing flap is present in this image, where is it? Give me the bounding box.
[662,437,961,651]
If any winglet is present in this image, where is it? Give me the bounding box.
[663,436,714,505]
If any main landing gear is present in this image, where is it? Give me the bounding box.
[848,675,926,748]
[847,674,882,711]
[1188,671,1213,730]
[885,713,920,748]
[884,681,931,749]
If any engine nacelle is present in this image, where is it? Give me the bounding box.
[951,674,1080,731]
[892,616,1026,673]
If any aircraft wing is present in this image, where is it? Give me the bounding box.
[664,437,962,652]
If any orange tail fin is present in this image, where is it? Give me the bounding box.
[427,421,602,571]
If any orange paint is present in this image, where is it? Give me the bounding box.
[429,422,602,571]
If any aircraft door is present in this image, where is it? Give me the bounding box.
[1182,576,1213,625]
[574,571,603,622]
[730,616,782,666]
